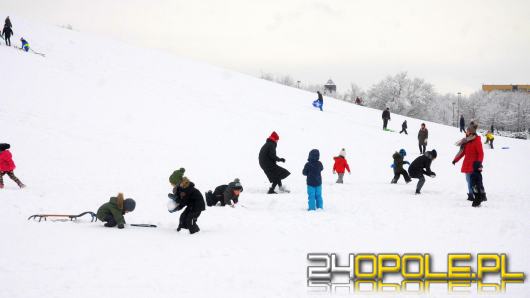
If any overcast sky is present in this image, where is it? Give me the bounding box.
[2,0,529,94]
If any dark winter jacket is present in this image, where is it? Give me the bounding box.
[402,121,407,129]
[382,110,390,120]
[96,196,126,225]
[408,152,436,177]
[392,152,406,173]
[303,149,323,187]
[460,116,465,128]
[2,26,13,38]
[259,139,290,182]
[179,182,206,212]
[317,91,323,104]
[418,128,428,145]
[470,161,485,196]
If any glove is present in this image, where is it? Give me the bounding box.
[452,161,456,165]
[279,158,286,163]
[118,224,124,229]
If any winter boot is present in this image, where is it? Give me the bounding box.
[390,178,397,184]
[267,187,277,194]
[467,193,474,201]
[415,190,421,195]
[482,193,487,201]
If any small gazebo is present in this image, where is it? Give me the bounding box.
[324,79,336,94]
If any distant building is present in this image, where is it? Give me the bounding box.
[324,79,336,94]
[482,84,530,92]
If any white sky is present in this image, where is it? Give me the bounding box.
[2,0,529,94]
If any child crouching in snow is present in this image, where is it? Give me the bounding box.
[333,148,350,184]
[0,143,25,189]
[96,193,136,229]
[303,149,324,211]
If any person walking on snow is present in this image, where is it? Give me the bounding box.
[173,177,205,234]
[382,108,391,130]
[205,178,243,207]
[313,91,324,111]
[303,149,324,211]
[391,149,411,184]
[96,193,136,229]
[459,115,466,133]
[418,123,428,154]
[2,24,13,46]
[20,37,29,52]
[452,121,484,202]
[332,148,350,184]
[408,150,437,194]
[485,131,494,149]
[259,131,291,194]
[0,143,25,189]
[399,120,408,134]
[470,161,487,207]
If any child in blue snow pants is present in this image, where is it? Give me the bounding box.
[303,149,324,211]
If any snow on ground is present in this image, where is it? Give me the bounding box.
[1,16,529,298]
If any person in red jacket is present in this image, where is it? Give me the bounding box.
[0,143,25,189]
[333,148,351,184]
[452,121,484,201]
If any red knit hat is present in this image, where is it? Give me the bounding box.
[268,131,279,142]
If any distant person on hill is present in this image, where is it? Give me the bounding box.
[312,91,324,111]
[490,124,494,134]
[459,115,465,133]
[303,149,324,211]
[20,37,29,52]
[452,121,484,202]
[382,108,391,130]
[391,149,411,184]
[0,143,25,189]
[96,193,136,229]
[259,131,291,194]
[355,97,362,105]
[408,150,437,194]
[205,178,243,207]
[470,161,487,207]
[485,131,494,149]
[173,177,205,234]
[399,120,408,134]
[2,24,13,46]
[4,16,11,28]
[332,148,350,184]
[418,123,428,154]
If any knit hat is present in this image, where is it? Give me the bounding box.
[399,149,406,156]
[268,131,279,142]
[169,167,186,185]
[124,198,136,212]
[339,148,346,157]
[229,178,243,191]
[0,143,10,151]
[467,121,478,134]
[430,149,437,159]
[179,177,191,189]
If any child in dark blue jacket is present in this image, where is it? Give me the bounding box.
[303,149,324,211]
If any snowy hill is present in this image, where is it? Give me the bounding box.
[1,16,529,298]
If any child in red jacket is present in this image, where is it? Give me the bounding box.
[0,143,25,189]
[333,148,351,184]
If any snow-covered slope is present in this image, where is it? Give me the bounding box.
[1,16,529,298]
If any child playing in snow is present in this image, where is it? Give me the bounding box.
[96,193,136,229]
[174,177,206,234]
[470,161,487,207]
[391,149,411,184]
[332,148,350,184]
[0,143,25,189]
[205,178,243,207]
[408,149,437,194]
[303,149,324,211]
[484,131,494,149]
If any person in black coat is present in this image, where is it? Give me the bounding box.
[470,161,487,207]
[259,131,290,194]
[316,91,324,111]
[399,120,408,134]
[4,16,11,28]
[173,177,205,234]
[205,178,243,207]
[460,115,465,133]
[408,150,437,194]
[2,24,13,46]
[382,108,391,130]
